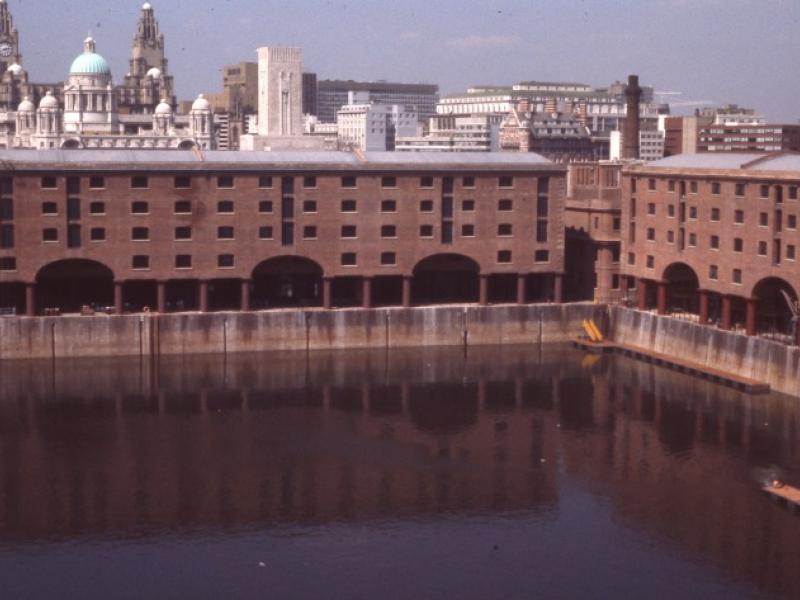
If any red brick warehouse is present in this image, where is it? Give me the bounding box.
[0,150,567,315]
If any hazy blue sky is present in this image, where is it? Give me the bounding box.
[7,0,800,120]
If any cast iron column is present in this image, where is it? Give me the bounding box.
[656,281,667,315]
[698,290,709,325]
[402,276,412,308]
[637,279,647,310]
[198,280,208,313]
[479,275,489,306]
[362,277,372,309]
[157,281,166,313]
[745,298,756,336]
[553,273,563,304]
[240,279,251,312]
[114,281,123,315]
[720,295,732,331]
[516,274,526,304]
[322,277,332,309]
[25,283,35,317]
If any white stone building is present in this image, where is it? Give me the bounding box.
[336,102,418,151]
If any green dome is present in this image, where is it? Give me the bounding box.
[69,37,111,76]
[70,52,110,75]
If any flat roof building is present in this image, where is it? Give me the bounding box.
[317,80,439,124]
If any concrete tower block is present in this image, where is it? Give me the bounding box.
[257,47,303,137]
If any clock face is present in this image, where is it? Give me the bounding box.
[0,43,13,58]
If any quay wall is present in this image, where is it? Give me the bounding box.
[0,303,608,361]
[610,306,800,397]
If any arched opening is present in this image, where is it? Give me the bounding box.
[35,259,114,313]
[252,256,323,309]
[412,254,479,305]
[122,280,157,313]
[178,140,195,150]
[60,138,82,149]
[663,263,699,314]
[752,277,798,336]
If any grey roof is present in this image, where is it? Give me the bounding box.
[641,153,800,173]
[0,149,557,172]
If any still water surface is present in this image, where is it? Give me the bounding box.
[0,345,799,599]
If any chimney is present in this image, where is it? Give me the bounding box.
[623,74,642,160]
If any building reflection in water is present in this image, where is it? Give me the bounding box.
[0,344,799,597]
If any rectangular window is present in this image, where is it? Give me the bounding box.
[175,226,192,240]
[537,196,549,217]
[303,225,317,239]
[132,201,149,214]
[132,227,149,241]
[218,254,235,268]
[380,225,397,238]
[259,200,273,214]
[282,177,295,194]
[420,224,434,238]
[536,220,548,243]
[648,178,656,191]
[689,206,697,219]
[174,175,191,189]
[381,199,397,212]
[461,224,475,237]
[689,233,697,247]
[341,225,357,238]
[788,245,796,260]
[132,255,149,270]
[90,227,106,241]
[381,176,397,188]
[734,238,743,252]
[668,180,676,193]
[217,175,234,189]
[442,196,453,219]
[789,214,798,229]
[442,221,453,244]
[498,223,512,236]
[0,197,12,220]
[647,203,656,215]
[341,199,357,213]
[627,252,635,266]
[259,226,274,240]
[497,250,512,263]
[758,241,768,256]
[217,226,234,240]
[42,228,58,242]
[667,204,675,218]
[175,255,192,269]
[42,202,58,215]
[282,198,294,219]
[341,176,357,188]
[420,200,433,212]
[217,200,234,214]
[89,176,105,189]
[732,269,742,284]
[790,186,798,200]
[760,185,769,198]
[689,181,698,194]
[735,183,746,196]
[646,227,655,241]
[67,224,80,248]
[174,200,192,214]
[67,197,80,220]
[535,250,550,263]
[462,176,475,188]
[646,255,655,269]
[89,201,105,215]
[259,176,273,189]
[709,265,718,280]
[711,182,721,195]
[0,257,16,271]
[0,224,13,248]
[380,252,396,266]
[498,199,513,211]
[131,176,148,189]
[303,200,317,213]
[462,199,475,211]
[759,212,768,226]
[303,175,317,188]
[710,235,719,249]
[667,230,674,243]
[631,178,637,193]
[735,209,744,224]
[442,177,454,194]
[41,176,57,189]
[420,176,434,188]
[710,208,720,221]
[341,252,357,266]
[613,217,621,231]
[498,176,513,188]
[66,177,79,195]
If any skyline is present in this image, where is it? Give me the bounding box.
[4,0,800,121]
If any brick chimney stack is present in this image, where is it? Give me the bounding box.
[623,74,642,160]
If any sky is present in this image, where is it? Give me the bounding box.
[6,0,800,121]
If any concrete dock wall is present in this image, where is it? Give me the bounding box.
[0,303,608,361]
[610,306,800,397]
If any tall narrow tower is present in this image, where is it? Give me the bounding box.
[118,2,175,114]
[0,0,22,72]
[257,47,303,138]
[623,74,642,160]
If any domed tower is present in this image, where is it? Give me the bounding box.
[189,94,214,149]
[152,97,173,135]
[32,91,63,149]
[13,96,34,146]
[63,36,119,134]
[119,2,175,114]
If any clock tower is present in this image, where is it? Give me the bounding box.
[0,0,22,72]
[117,2,175,114]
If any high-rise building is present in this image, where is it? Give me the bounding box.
[302,72,318,116]
[257,47,303,138]
[317,80,439,123]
